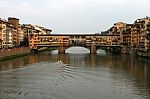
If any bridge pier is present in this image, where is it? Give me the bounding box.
[30,49,38,53]
[58,46,65,54]
[90,45,97,54]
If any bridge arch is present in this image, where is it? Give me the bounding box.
[32,45,120,54]
[65,46,90,54]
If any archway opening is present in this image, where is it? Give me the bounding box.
[50,50,58,54]
[96,49,106,56]
[66,46,90,54]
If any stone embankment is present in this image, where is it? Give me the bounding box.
[0,47,30,61]
[121,47,150,57]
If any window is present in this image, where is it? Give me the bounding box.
[3,26,6,29]
[3,30,6,33]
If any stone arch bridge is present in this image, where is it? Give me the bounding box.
[29,34,121,54]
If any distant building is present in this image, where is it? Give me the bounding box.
[104,22,127,47]
[8,17,20,46]
[104,16,150,51]
[0,18,15,48]
[33,25,52,34]
[0,18,7,48]
[22,24,52,35]
[0,17,52,48]
[131,16,150,49]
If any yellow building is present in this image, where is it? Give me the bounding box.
[105,22,127,47]
[105,16,150,52]
[8,17,20,47]
[133,17,150,50]
[0,19,7,48]
[0,18,16,48]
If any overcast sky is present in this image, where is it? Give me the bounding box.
[0,0,150,33]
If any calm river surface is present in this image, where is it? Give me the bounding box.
[0,48,150,99]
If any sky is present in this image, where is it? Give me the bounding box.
[0,0,150,34]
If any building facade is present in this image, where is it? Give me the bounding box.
[0,18,14,48]
[106,16,150,53]
[0,17,52,48]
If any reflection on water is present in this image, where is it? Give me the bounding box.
[0,50,150,99]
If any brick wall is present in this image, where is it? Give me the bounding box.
[0,47,30,59]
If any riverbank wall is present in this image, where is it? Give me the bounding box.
[0,47,30,61]
[121,47,150,57]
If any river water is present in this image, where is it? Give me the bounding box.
[0,47,150,99]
